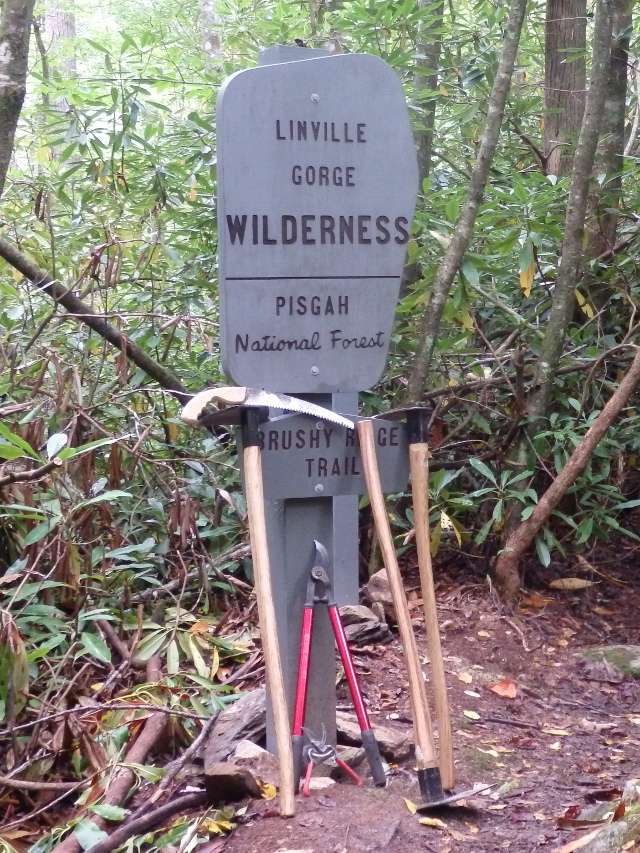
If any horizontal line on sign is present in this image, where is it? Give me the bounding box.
[226,275,400,281]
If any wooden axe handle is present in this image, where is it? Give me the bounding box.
[243,444,295,816]
[357,420,439,771]
[181,387,248,425]
[410,443,455,790]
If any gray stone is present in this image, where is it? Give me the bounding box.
[233,739,281,787]
[581,646,640,678]
[204,762,261,805]
[361,569,395,622]
[339,604,380,625]
[205,688,266,765]
[233,739,269,760]
[344,620,392,645]
[336,711,411,762]
[312,745,366,779]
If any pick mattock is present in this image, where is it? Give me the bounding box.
[373,406,454,790]
[358,419,494,809]
[182,386,354,816]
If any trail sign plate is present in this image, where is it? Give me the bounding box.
[217,53,418,393]
[252,413,409,500]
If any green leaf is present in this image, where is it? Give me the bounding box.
[470,458,497,485]
[23,519,57,546]
[0,424,39,458]
[74,820,109,850]
[535,536,551,567]
[89,804,127,821]
[58,436,125,461]
[80,632,112,663]
[72,491,131,513]
[0,443,24,461]
[166,639,180,675]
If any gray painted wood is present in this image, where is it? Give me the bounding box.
[217,51,418,392]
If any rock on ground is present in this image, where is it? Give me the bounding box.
[336,710,411,762]
[205,688,266,764]
[361,569,396,622]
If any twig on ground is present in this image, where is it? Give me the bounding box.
[0,703,209,736]
[128,708,220,817]
[79,791,208,853]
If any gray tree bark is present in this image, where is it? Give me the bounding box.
[544,0,587,175]
[586,0,632,259]
[0,0,35,198]
[405,0,529,404]
[527,0,614,422]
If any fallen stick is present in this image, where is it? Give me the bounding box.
[50,657,167,853]
[80,791,207,853]
[127,708,220,818]
[495,345,640,599]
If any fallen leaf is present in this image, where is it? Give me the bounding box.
[449,829,471,841]
[522,593,556,607]
[534,813,549,821]
[260,782,277,800]
[628,716,640,726]
[549,578,595,590]
[612,802,626,821]
[404,798,418,814]
[465,823,480,833]
[477,747,499,757]
[463,710,480,720]
[556,639,569,647]
[457,672,473,684]
[549,742,562,750]
[591,606,614,616]
[489,679,517,699]
[542,728,571,736]
[464,690,481,697]
[418,817,447,829]
[487,804,507,810]
[477,630,491,638]
[555,828,605,853]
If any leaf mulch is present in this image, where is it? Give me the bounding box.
[2,537,640,853]
[222,541,640,853]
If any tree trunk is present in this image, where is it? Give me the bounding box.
[414,0,444,187]
[405,0,529,404]
[495,0,615,600]
[586,0,632,259]
[0,235,189,402]
[0,0,36,198]
[42,3,76,78]
[201,0,223,60]
[399,1,445,303]
[544,0,587,176]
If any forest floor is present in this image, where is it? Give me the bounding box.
[220,541,640,853]
[4,540,640,853]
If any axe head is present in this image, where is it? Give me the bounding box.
[181,387,354,430]
[372,405,434,444]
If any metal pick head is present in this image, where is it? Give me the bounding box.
[416,782,498,811]
[371,404,433,422]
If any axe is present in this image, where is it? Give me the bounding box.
[358,418,494,808]
[182,387,353,816]
[374,406,454,790]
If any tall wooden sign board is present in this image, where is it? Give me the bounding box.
[217,46,417,749]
